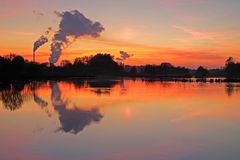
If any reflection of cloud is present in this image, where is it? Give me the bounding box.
[50,82,103,134]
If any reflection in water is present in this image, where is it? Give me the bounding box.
[143,79,173,88]
[2,79,240,136]
[226,83,234,96]
[0,80,104,134]
[33,93,48,108]
[88,80,118,96]
[88,80,119,88]
[33,92,52,117]
[70,80,85,89]
[0,83,30,111]
[1,79,240,160]
[31,81,52,117]
[87,80,124,96]
[68,79,125,96]
[50,82,103,134]
[225,83,240,96]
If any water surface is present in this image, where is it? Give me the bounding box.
[0,79,240,160]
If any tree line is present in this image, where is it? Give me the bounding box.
[0,53,239,80]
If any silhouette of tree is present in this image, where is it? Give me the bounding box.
[0,56,11,76]
[77,56,93,65]
[88,53,122,75]
[73,58,86,74]
[196,66,209,78]
[143,63,189,76]
[11,56,25,69]
[226,57,234,65]
[61,60,72,67]
[5,53,17,61]
[74,58,85,67]
[129,66,137,74]
[225,57,240,78]
[144,65,157,74]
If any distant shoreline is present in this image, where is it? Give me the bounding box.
[1,54,240,82]
[1,76,240,83]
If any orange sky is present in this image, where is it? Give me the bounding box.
[0,0,240,68]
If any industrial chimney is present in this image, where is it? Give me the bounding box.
[33,52,35,62]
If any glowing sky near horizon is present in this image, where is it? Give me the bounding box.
[0,0,240,68]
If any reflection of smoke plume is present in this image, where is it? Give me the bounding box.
[33,27,52,53]
[57,107,102,134]
[33,93,48,108]
[116,51,133,61]
[49,10,105,64]
[50,82,103,134]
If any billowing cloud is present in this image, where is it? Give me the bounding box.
[116,51,133,61]
[50,10,105,64]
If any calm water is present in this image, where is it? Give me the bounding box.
[0,79,240,160]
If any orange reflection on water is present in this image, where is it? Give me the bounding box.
[1,79,240,160]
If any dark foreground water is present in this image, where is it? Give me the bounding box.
[0,79,240,160]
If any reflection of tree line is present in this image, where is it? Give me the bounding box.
[67,79,126,96]
[1,79,239,133]
[1,79,240,112]
[0,82,32,111]
[0,80,125,110]
[225,83,240,96]
[0,80,126,134]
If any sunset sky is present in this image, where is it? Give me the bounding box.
[1,0,240,68]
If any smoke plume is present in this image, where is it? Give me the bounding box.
[116,51,133,61]
[33,27,52,53]
[49,10,105,64]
